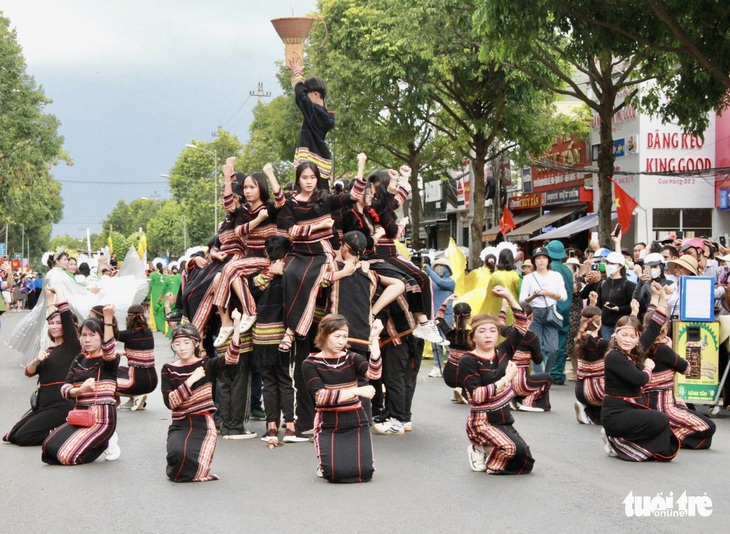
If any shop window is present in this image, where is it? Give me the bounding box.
[652,208,712,240]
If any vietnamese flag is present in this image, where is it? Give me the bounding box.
[11,258,21,270]
[613,180,638,232]
[499,205,516,236]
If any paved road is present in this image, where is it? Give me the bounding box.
[0,310,727,533]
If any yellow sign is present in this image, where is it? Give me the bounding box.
[673,321,720,403]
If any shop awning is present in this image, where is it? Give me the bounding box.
[505,206,582,241]
[482,211,540,242]
[529,212,617,241]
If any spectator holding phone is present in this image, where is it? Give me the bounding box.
[582,249,636,339]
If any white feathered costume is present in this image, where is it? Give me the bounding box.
[7,246,149,366]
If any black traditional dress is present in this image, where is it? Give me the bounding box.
[291,68,335,183]
[212,190,285,315]
[277,178,365,337]
[458,308,534,475]
[643,343,715,449]
[4,302,79,446]
[183,193,245,332]
[575,336,609,424]
[601,310,681,461]
[302,350,382,483]
[42,338,119,465]
[161,339,240,482]
[510,330,552,411]
[249,269,295,424]
[370,186,432,317]
[117,326,157,396]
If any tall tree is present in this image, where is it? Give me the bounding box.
[311,0,453,249]
[100,197,160,240]
[166,129,244,245]
[239,96,300,182]
[0,12,69,260]
[385,0,558,263]
[547,0,730,135]
[476,0,670,244]
[146,201,186,258]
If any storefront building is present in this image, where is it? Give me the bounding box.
[589,88,728,245]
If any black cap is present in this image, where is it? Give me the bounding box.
[532,247,550,261]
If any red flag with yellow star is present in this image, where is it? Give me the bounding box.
[613,180,638,232]
[499,205,516,236]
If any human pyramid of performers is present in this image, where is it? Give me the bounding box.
[3,57,722,482]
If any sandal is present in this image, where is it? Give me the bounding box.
[278,331,295,353]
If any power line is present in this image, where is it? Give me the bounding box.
[56,179,168,184]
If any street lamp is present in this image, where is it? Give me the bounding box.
[185,144,219,234]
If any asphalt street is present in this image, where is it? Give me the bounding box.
[0,310,728,533]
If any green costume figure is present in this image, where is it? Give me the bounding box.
[148,266,166,333]
[163,272,182,338]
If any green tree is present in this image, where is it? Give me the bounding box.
[540,0,730,135]
[0,12,70,260]
[311,0,454,249]
[476,0,671,244]
[147,201,186,258]
[239,96,300,183]
[100,197,160,240]
[49,234,87,254]
[348,0,560,263]
[166,129,244,244]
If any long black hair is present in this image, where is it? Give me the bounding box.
[243,172,270,203]
[295,161,328,213]
[47,252,69,270]
[497,249,515,271]
[608,316,647,368]
[367,169,396,212]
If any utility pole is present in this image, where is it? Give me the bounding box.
[249,83,272,104]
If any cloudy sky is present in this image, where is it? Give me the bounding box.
[1,0,317,237]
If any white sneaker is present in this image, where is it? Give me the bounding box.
[373,418,405,435]
[509,398,518,411]
[574,401,592,425]
[428,367,443,378]
[104,432,121,461]
[131,394,147,411]
[403,421,412,432]
[452,388,468,404]
[468,444,487,472]
[212,326,234,348]
[600,427,617,457]
[516,402,544,412]
[413,321,445,344]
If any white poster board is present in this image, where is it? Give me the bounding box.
[680,276,715,322]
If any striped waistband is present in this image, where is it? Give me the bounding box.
[317,403,362,413]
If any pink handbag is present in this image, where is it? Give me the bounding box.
[66,367,100,427]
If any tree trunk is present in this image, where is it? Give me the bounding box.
[407,143,423,250]
[597,98,616,247]
[470,132,488,269]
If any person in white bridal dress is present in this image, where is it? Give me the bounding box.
[7,247,148,366]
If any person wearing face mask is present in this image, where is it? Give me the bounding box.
[583,251,636,339]
[632,253,674,320]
